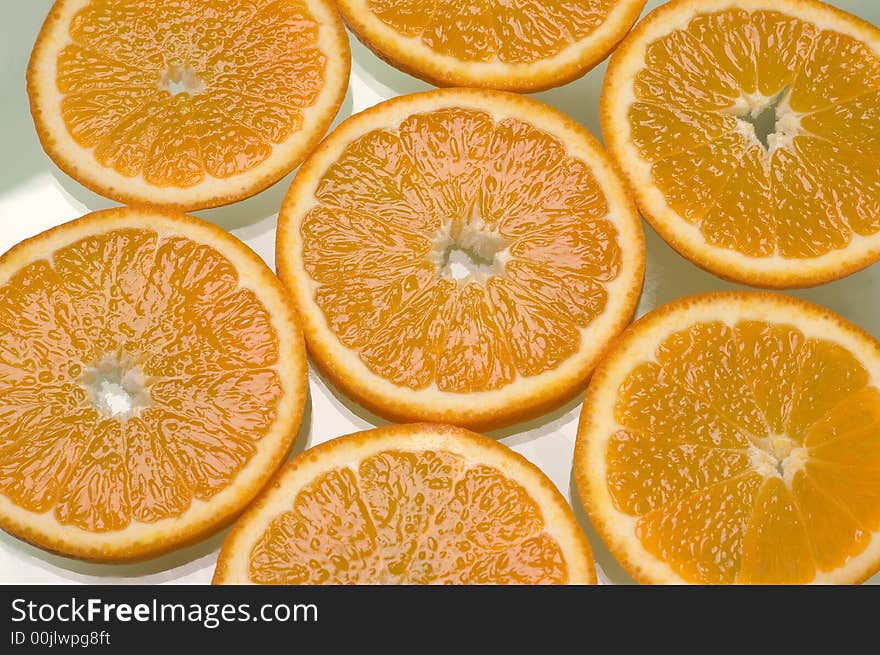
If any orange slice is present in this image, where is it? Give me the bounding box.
[213,423,595,584]
[27,0,350,210]
[336,0,647,91]
[276,89,645,430]
[0,207,307,561]
[575,292,880,584]
[602,0,880,288]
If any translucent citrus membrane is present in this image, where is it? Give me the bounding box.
[56,0,326,186]
[628,9,880,258]
[366,0,614,63]
[608,319,880,583]
[248,449,566,584]
[302,107,620,393]
[0,229,281,531]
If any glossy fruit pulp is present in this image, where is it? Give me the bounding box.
[610,319,880,583]
[249,448,567,584]
[0,229,281,531]
[367,0,615,63]
[56,0,326,186]
[303,107,621,393]
[630,9,880,258]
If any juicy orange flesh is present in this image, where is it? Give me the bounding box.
[366,0,614,64]
[630,9,880,258]
[56,0,326,186]
[304,106,620,393]
[248,448,567,583]
[0,228,281,531]
[610,319,880,583]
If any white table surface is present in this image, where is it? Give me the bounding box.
[1,0,878,585]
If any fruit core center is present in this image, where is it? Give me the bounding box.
[80,356,151,420]
[749,435,808,484]
[431,222,510,284]
[735,88,799,153]
[160,62,205,96]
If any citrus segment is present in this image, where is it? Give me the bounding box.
[752,10,817,96]
[358,278,457,390]
[28,0,349,209]
[791,30,880,113]
[792,138,880,238]
[734,321,804,436]
[635,25,740,110]
[0,208,306,561]
[213,424,596,585]
[602,0,880,287]
[614,361,751,450]
[635,473,763,584]
[791,472,867,572]
[653,321,768,438]
[701,147,774,257]
[810,428,880,469]
[606,431,752,516]
[738,477,815,585]
[336,0,647,91]
[359,449,463,577]
[0,405,93,513]
[787,339,869,442]
[804,462,880,533]
[576,292,880,584]
[804,388,880,448]
[771,145,849,258]
[485,277,582,378]
[277,90,644,430]
[55,420,130,533]
[801,91,880,152]
[124,415,192,523]
[648,133,748,225]
[687,9,758,93]
[628,103,738,162]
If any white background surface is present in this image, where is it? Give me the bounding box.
[1,0,878,585]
